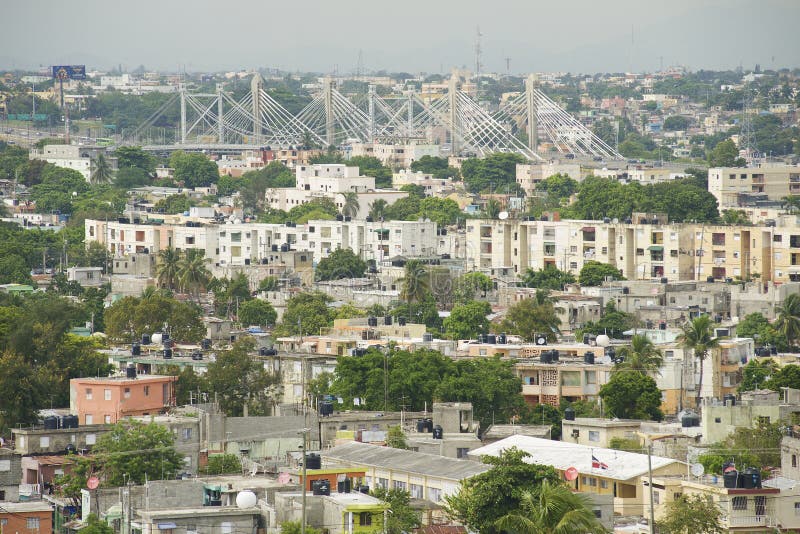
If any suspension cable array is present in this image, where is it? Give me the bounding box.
[125,74,622,161]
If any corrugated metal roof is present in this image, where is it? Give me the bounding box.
[322,442,489,481]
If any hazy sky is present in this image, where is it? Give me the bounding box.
[3,0,799,74]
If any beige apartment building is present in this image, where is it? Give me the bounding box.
[709,164,800,208]
[466,216,799,283]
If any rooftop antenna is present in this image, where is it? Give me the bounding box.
[356,49,364,81]
[739,81,758,162]
[504,56,511,75]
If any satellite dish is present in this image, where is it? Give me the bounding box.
[498,211,509,220]
[565,467,579,481]
[690,463,705,477]
[87,476,100,490]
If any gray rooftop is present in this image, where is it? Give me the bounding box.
[322,441,490,481]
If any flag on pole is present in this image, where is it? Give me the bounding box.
[592,455,608,470]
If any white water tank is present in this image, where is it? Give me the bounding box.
[151,332,163,345]
[236,490,257,509]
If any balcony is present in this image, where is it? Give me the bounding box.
[727,515,776,528]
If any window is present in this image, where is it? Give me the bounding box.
[428,487,442,502]
[27,517,40,529]
[230,232,241,243]
[758,416,771,425]
[86,433,96,445]
[653,490,660,504]
[0,460,10,471]
[593,510,602,519]
[85,388,93,400]
[104,415,111,424]
[359,512,373,526]
[182,428,192,440]
[104,389,111,400]
[394,480,407,491]
[377,478,388,489]
[457,448,471,458]
[40,436,50,448]
[144,385,150,396]
[794,502,800,516]
[600,480,608,489]
[85,415,93,425]
[588,431,600,442]
[755,495,766,516]
[793,455,797,468]
[732,496,747,510]
[410,484,423,499]
[124,388,131,399]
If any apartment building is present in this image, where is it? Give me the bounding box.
[29,144,115,182]
[350,142,440,168]
[465,216,796,283]
[515,162,582,194]
[69,374,177,425]
[709,164,800,208]
[392,170,457,197]
[626,167,685,184]
[701,388,800,445]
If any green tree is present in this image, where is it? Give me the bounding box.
[599,372,663,420]
[0,351,45,431]
[578,261,625,286]
[58,420,184,492]
[460,153,526,193]
[202,454,242,475]
[522,264,576,290]
[721,209,751,225]
[90,153,114,185]
[708,139,746,167]
[368,199,388,220]
[280,521,322,534]
[444,447,560,534]
[349,155,392,188]
[519,403,562,440]
[315,248,366,281]
[237,299,277,327]
[409,155,460,180]
[614,334,664,375]
[776,293,800,347]
[678,315,721,408]
[339,191,360,218]
[765,364,800,391]
[536,173,578,200]
[656,495,723,534]
[662,115,691,131]
[484,198,502,219]
[81,514,114,533]
[578,301,636,339]
[169,151,219,188]
[418,196,462,226]
[443,300,491,340]
[0,254,33,284]
[205,339,279,416]
[157,247,181,290]
[386,426,408,450]
[371,488,421,534]
[177,249,211,298]
[453,272,492,305]
[257,276,279,292]
[738,358,779,392]
[103,293,204,343]
[398,260,430,304]
[278,291,334,336]
[494,479,609,534]
[497,296,561,343]
[114,166,151,189]
[114,146,155,173]
[153,194,195,215]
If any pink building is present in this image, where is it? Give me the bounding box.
[69,375,176,425]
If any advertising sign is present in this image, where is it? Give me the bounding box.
[51,65,86,80]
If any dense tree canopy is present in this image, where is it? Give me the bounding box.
[315,248,367,281]
[443,300,491,340]
[578,261,625,286]
[460,153,526,193]
[522,265,576,290]
[103,292,205,343]
[599,372,663,420]
[169,151,219,188]
[205,339,280,416]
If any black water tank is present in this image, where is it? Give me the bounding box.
[681,414,694,428]
[312,480,330,495]
[191,352,203,361]
[162,332,170,343]
[44,416,58,430]
[368,316,378,327]
[416,419,426,433]
[486,334,497,344]
[384,316,392,326]
[661,277,668,284]
[305,453,321,470]
[425,418,433,432]
[564,407,576,421]
[259,347,268,356]
[398,316,407,326]
[131,343,141,356]
[498,333,507,344]
[540,351,551,364]
[742,467,762,489]
[65,444,76,454]
[337,478,352,493]
[550,350,559,362]
[67,415,79,428]
[707,276,715,283]
[141,333,151,345]
[163,348,172,359]
[126,363,137,379]
[432,425,443,439]
[423,333,434,342]
[319,402,334,417]
[201,338,212,350]
[724,470,739,488]
[584,352,595,364]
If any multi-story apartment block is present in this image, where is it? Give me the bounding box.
[29,144,115,182]
[465,216,799,283]
[516,162,582,194]
[709,164,800,208]
[349,142,440,169]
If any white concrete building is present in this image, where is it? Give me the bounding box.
[29,144,114,182]
[349,142,440,169]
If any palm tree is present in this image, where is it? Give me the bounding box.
[340,192,360,218]
[776,293,800,347]
[678,315,721,409]
[398,260,429,304]
[368,199,388,220]
[615,334,664,375]
[484,198,501,219]
[157,247,181,290]
[495,480,609,534]
[90,153,114,184]
[178,249,211,299]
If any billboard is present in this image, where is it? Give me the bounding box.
[51,65,86,80]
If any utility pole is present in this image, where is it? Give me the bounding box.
[647,444,655,534]
[474,26,483,80]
